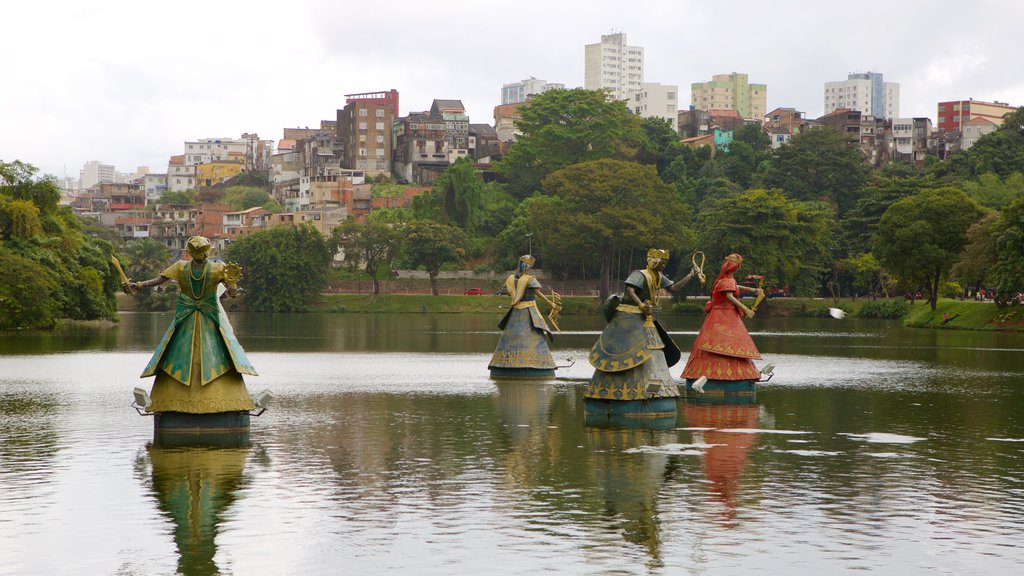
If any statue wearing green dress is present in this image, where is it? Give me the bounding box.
[124,236,256,414]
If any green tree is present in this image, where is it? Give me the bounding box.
[433,157,484,231]
[839,252,891,299]
[762,128,871,216]
[0,250,60,329]
[988,195,1024,304]
[121,238,175,311]
[733,123,771,153]
[873,187,986,310]
[404,220,469,296]
[157,190,196,205]
[638,116,683,175]
[4,199,42,240]
[950,212,999,293]
[225,224,333,311]
[720,140,758,189]
[953,108,1024,179]
[0,160,118,326]
[960,172,1024,210]
[839,176,928,257]
[331,219,403,295]
[222,186,271,211]
[495,88,643,198]
[538,159,693,302]
[697,189,836,295]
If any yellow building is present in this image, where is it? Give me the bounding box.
[196,161,244,187]
[691,73,767,121]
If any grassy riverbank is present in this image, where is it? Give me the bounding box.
[904,299,1024,332]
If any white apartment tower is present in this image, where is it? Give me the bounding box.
[584,32,644,101]
[501,78,565,105]
[824,72,900,119]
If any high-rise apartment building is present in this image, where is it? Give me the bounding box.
[584,32,644,101]
[79,161,117,190]
[337,90,399,175]
[936,99,1017,133]
[501,78,565,105]
[690,73,767,121]
[823,72,899,119]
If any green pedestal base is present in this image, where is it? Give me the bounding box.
[684,379,757,396]
[489,367,556,379]
[154,411,250,434]
[583,397,677,419]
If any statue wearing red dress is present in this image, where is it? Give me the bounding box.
[682,254,765,392]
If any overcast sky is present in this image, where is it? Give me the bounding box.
[3,0,1023,180]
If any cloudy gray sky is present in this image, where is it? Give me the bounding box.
[3,0,1022,179]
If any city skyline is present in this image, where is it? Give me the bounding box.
[3,0,1023,178]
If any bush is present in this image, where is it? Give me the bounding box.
[671,301,706,315]
[856,299,911,319]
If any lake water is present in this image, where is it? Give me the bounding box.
[1,312,1023,575]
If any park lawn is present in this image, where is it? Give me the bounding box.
[904,299,1024,331]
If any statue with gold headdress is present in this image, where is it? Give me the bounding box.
[121,236,258,428]
[584,248,700,414]
[488,254,560,378]
[681,253,768,394]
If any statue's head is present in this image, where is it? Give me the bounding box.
[186,236,211,261]
[646,248,669,272]
[517,254,536,275]
[720,253,743,275]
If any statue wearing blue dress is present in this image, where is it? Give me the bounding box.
[585,248,699,414]
[488,255,561,379]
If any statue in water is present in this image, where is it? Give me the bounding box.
[123,235,257,414]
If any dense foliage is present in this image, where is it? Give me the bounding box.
[1,160,118,329]
[225,224,333,312]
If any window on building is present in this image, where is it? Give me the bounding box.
[376,109,384,117]
[359,122,367,130]
[359,109,368,117]
[376,122,384,130]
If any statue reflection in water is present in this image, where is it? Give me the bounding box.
[682,395,761,525]
[584,414,678,569]
[135,433,256,576]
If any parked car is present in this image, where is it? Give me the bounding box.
[768,288,787,298]
[464,288,484,296]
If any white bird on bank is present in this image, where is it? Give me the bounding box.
[829,308,846,319]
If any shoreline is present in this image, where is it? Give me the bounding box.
[110,293,1024,332]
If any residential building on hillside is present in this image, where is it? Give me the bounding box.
[584,32,644,101]
[824,72,899,119]
[431,99,470,156]
[678,107,710,139]
[892,117,933,164]
[196,161,244,188]
[494,102,525,142]
[142,173,168,203]
[393,111,451,185]
[501,78,564,105]
[631,83,678,130]
[961,116,1000,150]
[469,124,502,161]
[167,155,196,192]
[338,91,398,175]
[690,73,767,120]
[936,99,1017,133]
